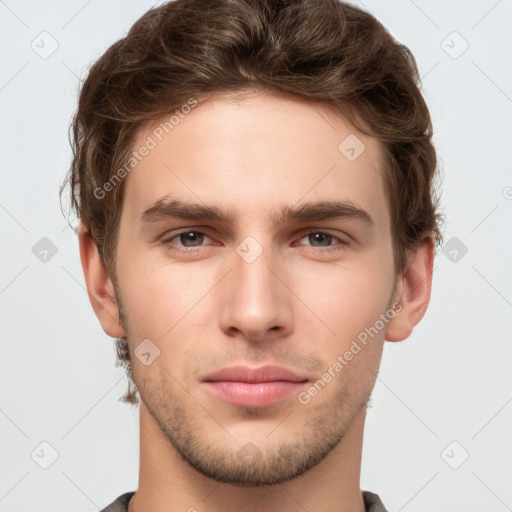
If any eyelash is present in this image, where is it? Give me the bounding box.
[160,229,349,254]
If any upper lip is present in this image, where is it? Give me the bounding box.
[202,365,307,383]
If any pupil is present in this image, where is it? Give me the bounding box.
[182,232,202,246]
[312,233,330,246]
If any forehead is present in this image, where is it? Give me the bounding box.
[120,91,389,233]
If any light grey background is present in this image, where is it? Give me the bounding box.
[1,0,511,510]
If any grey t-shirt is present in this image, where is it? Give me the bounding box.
[100,490,389,511]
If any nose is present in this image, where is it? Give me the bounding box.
[218,238,294,343]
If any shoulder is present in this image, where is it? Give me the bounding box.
[362,490,389,512]
[99,491,135,512]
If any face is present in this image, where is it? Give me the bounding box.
[112,91,399,486]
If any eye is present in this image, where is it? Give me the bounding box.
[161,230,214,252]
[160,229,349,255]
[296,231,349,251]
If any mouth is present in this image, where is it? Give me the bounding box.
[201,364,308,408]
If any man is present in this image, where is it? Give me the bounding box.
[61,0,443,510]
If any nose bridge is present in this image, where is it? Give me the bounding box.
[233,233,281,310]
[218,232,292,339]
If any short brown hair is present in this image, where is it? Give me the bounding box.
[61,0,443,404]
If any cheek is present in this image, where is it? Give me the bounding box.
[295,257,394,339]
[117,252,215,343]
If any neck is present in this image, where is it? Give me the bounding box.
[128,402,367,512]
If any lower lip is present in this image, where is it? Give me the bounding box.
[202,380,307,407]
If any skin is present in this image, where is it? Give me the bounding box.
[78,90,434,512]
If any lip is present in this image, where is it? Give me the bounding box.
[201,365,308,408]
[202,364,306,383]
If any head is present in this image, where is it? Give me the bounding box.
[62,0,443,487]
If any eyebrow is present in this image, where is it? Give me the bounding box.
[141,195,375,228]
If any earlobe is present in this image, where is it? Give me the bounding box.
[384,237,435,342]
[77,221,126,338]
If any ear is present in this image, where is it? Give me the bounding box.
[384,236,435,342]
[77,221,126,338]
